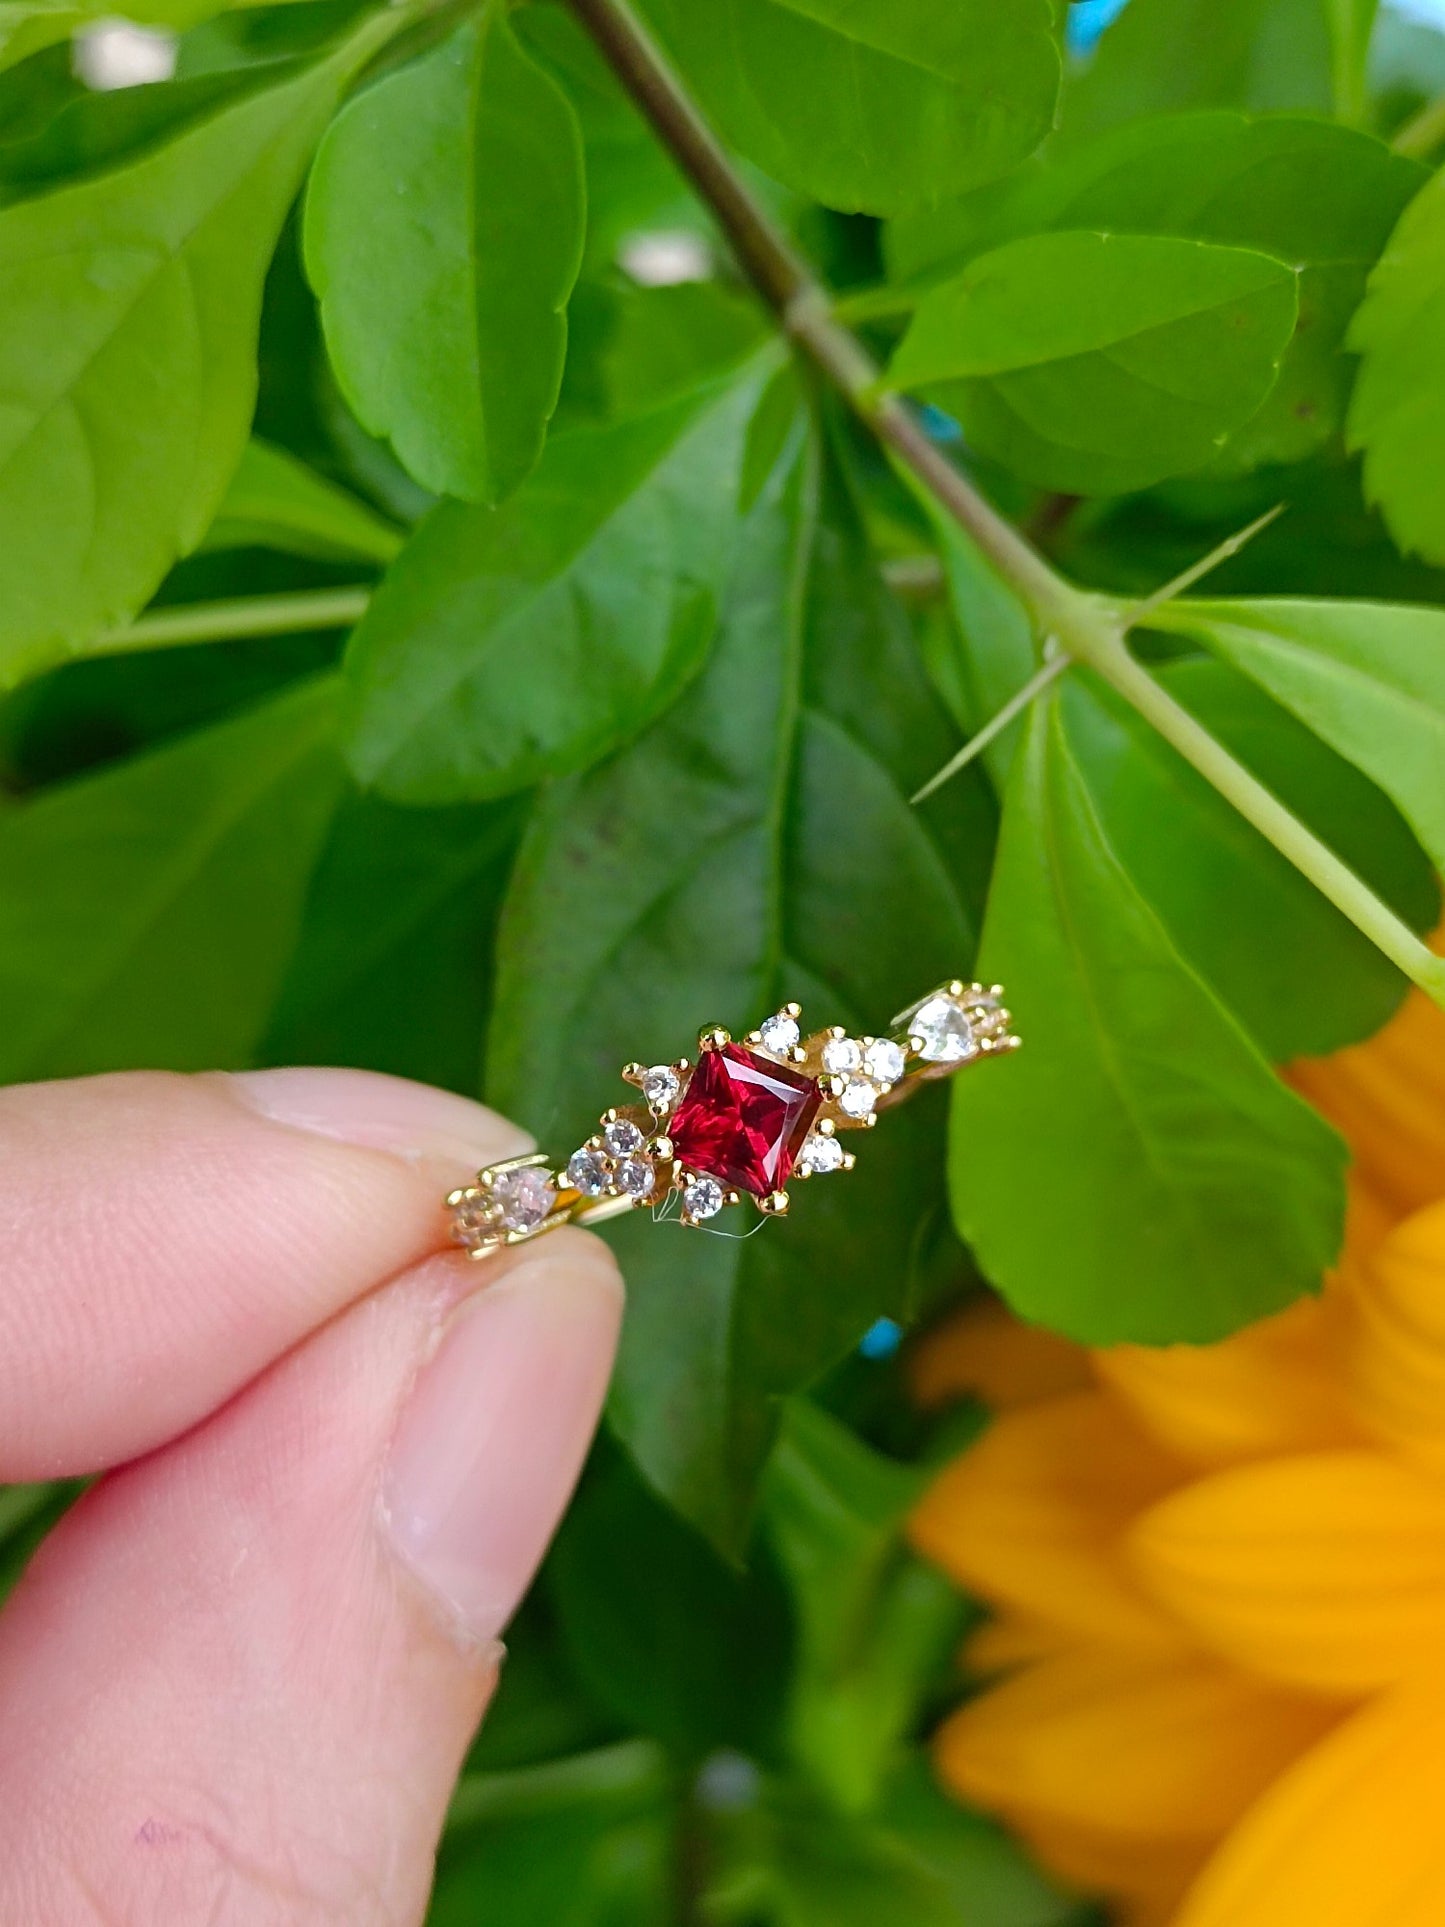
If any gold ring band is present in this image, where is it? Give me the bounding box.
[447,979,1018,1257]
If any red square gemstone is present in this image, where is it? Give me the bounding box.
[669,1042,822,1197]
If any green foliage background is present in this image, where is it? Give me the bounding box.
[2,0,1445,1916]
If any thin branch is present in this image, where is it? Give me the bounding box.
[94,587,373,655]
[1127,505,1284,628]
[911,652,1069,804]
[565,0,1445,1010]
[1394,89,1445,159]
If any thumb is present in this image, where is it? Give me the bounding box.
[0,1229,621,1925]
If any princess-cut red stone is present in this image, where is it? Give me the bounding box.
[669,1042,822,1197]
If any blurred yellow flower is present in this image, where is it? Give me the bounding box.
[910,977,1445,1927]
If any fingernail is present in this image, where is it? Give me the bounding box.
[380,1241,623,1643]
[221,1066,529,1175]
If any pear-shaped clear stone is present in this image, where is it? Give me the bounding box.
[910,994,977,1064]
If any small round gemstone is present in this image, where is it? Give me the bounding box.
[641,1064,681,1110]
[452,1191,496,1246]
[759,1011,801,1052]
[567,1146,610,1196]
[910,994,977,1064]
[492,1166,557,1232]
[604,1117,645,1156]
[797,1132,844,1175]
[863,1037,906,1085]
[839,1076,878,1119]
[822,1035,862,1075]
[617,1154,656,1198]
[684,1176,725,1221]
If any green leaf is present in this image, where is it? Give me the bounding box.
[763,1401,963,1810]
[0,18,396,691]
[892,115,1423,472]
[433,1743,673,1927]
[951,690,1347,1345]
[202,436,402,563]
[1349,164,1445,566]
[1060,0,1331,141]
[343,364,769,804]
[487,408,979,1550]
[638,0,1059,216]
[1062,659,1437,1059]
[547,1435,794,1757]
[707,1773,1086,1927]
[306,5,584,505]
[262,788,524,1095]
[1146,595,1445,884]
[0,677,343,1083]
[889,231,1299,494]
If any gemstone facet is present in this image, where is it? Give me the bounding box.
[668,1041,822,1197]
[683,1175,725,1221]
[758,1011,801,1052]
[617,1154,655,1198]
[641,1065,681,1111]
[822,1035,862,1075]
[910,993,978,1064]
[863,1037,906,1084]
[839,1076,878,1119]
[492,1166,557,1232]
[566,1146,609,1196]
[604,1117,644,1156]
[797,1132,844,1175]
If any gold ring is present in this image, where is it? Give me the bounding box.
[447,980,1018,1256]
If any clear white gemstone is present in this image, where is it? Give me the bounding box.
[685,1176,725,1221]
[492,1166,557,1232]
[604,1117,645,1156]
[642,1064,681,1110]
[758,1011,801,1052]
[839,1076,877,1118]
[617,1154,655,1198]
[910,994,978,1064]
[822,1035,862,1075]
[797,1132,844,1175]
[863,1038,906,1084]
[567,1146,610,1196]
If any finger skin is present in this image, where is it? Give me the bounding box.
[0,1233,623,1927]
[0,1068,524,1480]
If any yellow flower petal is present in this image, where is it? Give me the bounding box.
[964,1612,1075,1674]
[910,1391,1188,1653]
[1130,1449,1445,1695]
[1092,1293,1358,1470]
[910,1294,1090,1410]
[1176,1685,1445,1927]
[935,1648,1334,1839]
[1292,975,1445,1227]
[1346,1199,1445,1473]
[1007,1811,1208,1925]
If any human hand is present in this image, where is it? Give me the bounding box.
[0,1067,622,1924]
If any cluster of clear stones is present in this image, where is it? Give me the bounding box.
[566,1113,658,1205]
[820,1029,907,1124]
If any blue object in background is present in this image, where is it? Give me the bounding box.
[859,1317,904,1360]
[1068,0,1131,52]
